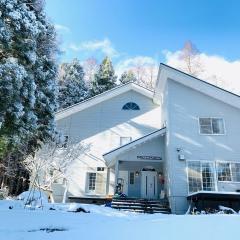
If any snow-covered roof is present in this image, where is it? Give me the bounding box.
[154,63,240,109]
[188,191,240,197]
[103,127,166,166]
[56,82,155,120]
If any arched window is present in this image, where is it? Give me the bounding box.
[122,102,140,110]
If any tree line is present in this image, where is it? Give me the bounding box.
[57,57,147,110]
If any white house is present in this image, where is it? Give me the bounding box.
[45,63,240,214]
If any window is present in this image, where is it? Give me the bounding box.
[199,118,225,134]
[57,135,69,148]
[217,162,240,182]
[122,102,140,110]
[120,137,132,146]
[97,167,105,172]
[231,163,240,182]
[88,173,96,191]
[187,161,215,193]
[129,172,135,185]
[87,172,106,194]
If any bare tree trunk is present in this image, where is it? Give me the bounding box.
[62,180,68,203]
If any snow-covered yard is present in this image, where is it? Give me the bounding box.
[0,201,240,240]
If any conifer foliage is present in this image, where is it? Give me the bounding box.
[90,57,117,96]
[58,59,89,109]
[0,0,58,194]
[119,70,137,84]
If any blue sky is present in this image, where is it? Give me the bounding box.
[46,0,240,69]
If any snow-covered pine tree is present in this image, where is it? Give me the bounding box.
[58,59,89,109]
[0,0,58,194]
[90,57,117,96]
[119,70,137,84]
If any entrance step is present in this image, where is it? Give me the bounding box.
[111,198,171,214]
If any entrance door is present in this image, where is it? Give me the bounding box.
[141,171,158,199]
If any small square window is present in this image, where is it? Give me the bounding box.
[120,137,132,146]
[57,135,69,148]
[199,118,224,135]
[97,167,105,171]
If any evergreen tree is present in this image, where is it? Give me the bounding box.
[90,57,117,96]
[119,70,137,84]
[0,0,58,194]
[58,59,89,109]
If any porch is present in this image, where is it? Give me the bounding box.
[103,128,167,202]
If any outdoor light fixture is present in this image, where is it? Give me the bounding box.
[135,171,140,177]
[176,147,185,161]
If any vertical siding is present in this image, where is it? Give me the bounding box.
[42,90,161,200]
[166,79,240,214]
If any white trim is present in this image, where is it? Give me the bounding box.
[154,64,240,110]
[56,83,155,120]
[198,117,226,136]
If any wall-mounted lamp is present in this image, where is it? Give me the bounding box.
[135,171,140,177]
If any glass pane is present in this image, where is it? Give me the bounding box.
[187,161,202,193]
[88,173,96,191]
[231,163,240,182]
[199,118,212,134]
[122,102,140,110]
[202,162,215,191]
[199,118,211,126]
[200,125,212,134]
[212,118,224,134]
[217,162,231,181]
[129,172,135,184]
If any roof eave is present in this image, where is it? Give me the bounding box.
[103,128,166,167]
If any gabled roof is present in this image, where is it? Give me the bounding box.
[56,82,155,120]
[103,127,166,166]
[154,63,240,109]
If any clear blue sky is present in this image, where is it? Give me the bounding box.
[46,0,240,63]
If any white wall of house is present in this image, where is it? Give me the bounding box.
[164,79,240,214]
[53,90,161,200]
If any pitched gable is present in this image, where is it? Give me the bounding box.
[56,82,155,120]
[154,64,240,109]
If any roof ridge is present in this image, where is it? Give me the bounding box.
[56,82,154,115]
[160,63,240,98]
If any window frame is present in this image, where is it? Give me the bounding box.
[198,117,226,135]
[57,135,69,148]
[186,160,217,194]
[216,161,240,183]
[122,102,140,110]
[87,172,97,193]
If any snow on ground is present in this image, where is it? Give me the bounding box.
[0,200,240,240]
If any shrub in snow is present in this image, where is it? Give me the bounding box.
[218,205,237,214]
[18,190,48,208]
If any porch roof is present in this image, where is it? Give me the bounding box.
[103,127,166,167]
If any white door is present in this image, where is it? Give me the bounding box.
[118,171,128,195]
[141,171,158,199]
